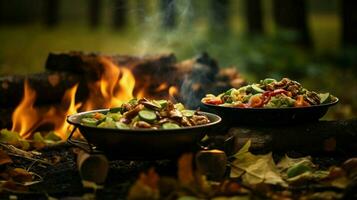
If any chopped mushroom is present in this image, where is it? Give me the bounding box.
[81,98,211,129]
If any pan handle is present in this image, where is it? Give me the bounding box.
[66,125,99,154]
[197,134,236,155]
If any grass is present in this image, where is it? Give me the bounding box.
[0,13,356,119]
[0,24,144,75]
[0,13,341,75]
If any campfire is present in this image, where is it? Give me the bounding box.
[0,52,356,200]
[2,52,244,139]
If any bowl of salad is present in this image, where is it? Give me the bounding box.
[67,98,221,159]
[201,78,338,125]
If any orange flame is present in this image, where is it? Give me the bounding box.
[53,84,81,139]
[169,86,179,97]
[81,57,136,110]
[11,57,179,139]
[11,80,38,138]
[168,86,179,102]
[155,83,168,92]
[11,81,80,139]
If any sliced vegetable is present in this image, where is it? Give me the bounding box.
[224,88,234,95]
[251,85,264,94]
[107,113,122,121]
[319,93,330,104]
[81,118,98,126]
[174,103,185,111]
[138,110,157,122]
[248,94,264,108]
[287,162,313,178]
[93,112,106,121]
[202,78,336,108]
[261,78,277,85]
[162,123,180,129]
[154,100,168,108]
[115,122,129,129]
[79,99,210,129]
[182,110,195,117]
[109,107,122,113]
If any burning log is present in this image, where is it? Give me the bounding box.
[44,51,245,107]
[0,51,245,137]
[228,120,357,155]
[45,51,177,80]
[0,71,81,107]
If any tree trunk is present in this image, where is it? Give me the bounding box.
[210,0,229,31]
[245,0,263,34]
[135,0,146,24]
[272,0,310,46]
[44,0,59,27]
[113,0,127,29]
[89,0,102,28]
[0,0,37,25]
[341,0,357,47]
[161,0,176,29]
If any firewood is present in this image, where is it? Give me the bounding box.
[0,52,246,130]
[45,51,177,80]
[228,120,357,155]
[44,51,243,89]
[43,51,245,107]
[76,149,109,185]
[0,71,81,107]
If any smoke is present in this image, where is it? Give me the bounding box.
[132,0,204,57]
[128,0,231,107]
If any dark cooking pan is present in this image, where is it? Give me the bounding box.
[67,109,221,160]
[202,98,338,126]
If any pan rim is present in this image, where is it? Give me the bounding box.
[67,109,221,134]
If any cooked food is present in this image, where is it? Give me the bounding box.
[202,78,337,108]
[80,98,210,129]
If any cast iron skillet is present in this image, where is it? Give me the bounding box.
[67,109,221,160]
[202,98,338,126]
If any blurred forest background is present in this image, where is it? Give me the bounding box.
[0,0,356,118]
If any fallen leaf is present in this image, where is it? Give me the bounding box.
[0,149,12,166]
[229,140,253,178]
[230,140,286,186]
[1,180,28,192]
[31,132,47,150]
[342,157,357,178]
[44,131,62,142]
[286,170,330,185]
[177,197,199,200]
[8,168,33,183]
[276,154,315,173]
[0,129,22,148]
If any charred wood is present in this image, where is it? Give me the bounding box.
[0,71,81,108]
[44,52,245,108]
[45,51,177,81]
